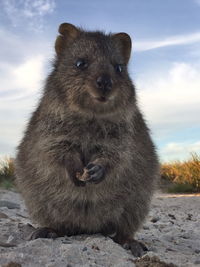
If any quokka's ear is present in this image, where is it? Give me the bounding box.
[55,23,80,55]
[111,32,132,64]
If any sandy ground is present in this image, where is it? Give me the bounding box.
[0,189,200,267]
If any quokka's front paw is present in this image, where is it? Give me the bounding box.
[76,163,105,184]
[85,163,105,184]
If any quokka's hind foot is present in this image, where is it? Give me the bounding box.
[28,227,58,240]
[113,233,148,257]
[123,239,148,257]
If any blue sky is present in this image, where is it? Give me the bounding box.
[0,0,200,162]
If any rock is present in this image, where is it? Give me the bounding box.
[133,255,177,267]
[194,259,200,264]
[61,239,72,244]
[91,244,100,250]
[168,214,176,220]
[186,213,193,220]
[0,200,20,209]
[1,189,200,266]
[180,233,190,239]
[151,216,160,223]
[0,242,16,247]
[2,262,21,267]
[0,212,9,219]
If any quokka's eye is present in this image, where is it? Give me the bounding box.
[115,64,123,73]
[75,59,88,70]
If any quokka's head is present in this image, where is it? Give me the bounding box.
[53,23,136,116]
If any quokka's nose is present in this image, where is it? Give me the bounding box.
[96,74,113,93]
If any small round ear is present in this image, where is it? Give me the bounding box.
[111,32,132,64]
[55,23,80,55]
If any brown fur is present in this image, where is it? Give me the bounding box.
[15,23,159,249]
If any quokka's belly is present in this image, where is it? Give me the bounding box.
[35,188,124,234]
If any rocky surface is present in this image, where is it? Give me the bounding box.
[0,189,200,267]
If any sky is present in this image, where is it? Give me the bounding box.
[0,0,200,162]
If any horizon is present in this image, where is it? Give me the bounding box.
[0,0,200,162]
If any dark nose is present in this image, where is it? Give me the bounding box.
[96,74,113,93]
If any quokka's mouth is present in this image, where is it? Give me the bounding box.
[94,96,108,103]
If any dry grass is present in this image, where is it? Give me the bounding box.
[0,157,15,189]
[161,153,200,193]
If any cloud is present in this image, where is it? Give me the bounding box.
[134,32,200,51]
[0,54,47,157]
[161,141,200,162]
[0,27,53,157]
[0,54,47,158]
[0,26,53,98]
[0,55,45,101]
[2,0,56,31]
[137,62,200,136]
